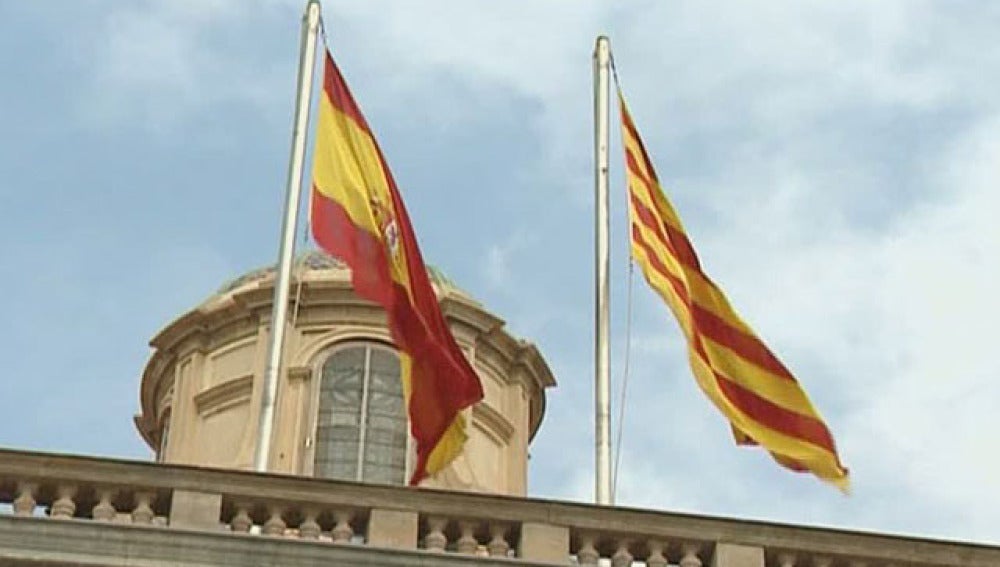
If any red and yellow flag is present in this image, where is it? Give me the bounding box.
[619,92,849,490]
[309,50,484,485]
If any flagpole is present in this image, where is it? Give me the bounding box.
[593,35,613,506]
[254,0,322,473]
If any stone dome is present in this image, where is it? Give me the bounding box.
[135,248,556,496]
[214,249,472,302]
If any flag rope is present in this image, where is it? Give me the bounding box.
[611,258,635,501]
[290,217,311,328]
[610,50,632,502]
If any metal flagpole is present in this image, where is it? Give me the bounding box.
[254,0,323,473]
[593,35,613,505]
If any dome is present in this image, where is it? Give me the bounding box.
[214,249,472,302]
[135,247,556,496]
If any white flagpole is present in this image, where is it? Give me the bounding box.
[254,0,322,472]
[593,35,613,505]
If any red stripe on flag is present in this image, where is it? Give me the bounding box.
[690,306,797,382]
[321,53,374,136]
[630,193,796,382]
[311,183,394,307]
[631,223,691,307]
[634,225,838,458]
[709,360,838,455]
[625,152,702,270]
[621,109,660,185]
[311,187,482,484]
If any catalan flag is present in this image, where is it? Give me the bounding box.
[619,91,849,490]
[309,50,484,485]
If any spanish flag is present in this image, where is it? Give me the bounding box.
[310,50,484,485]
[619,90,850,490]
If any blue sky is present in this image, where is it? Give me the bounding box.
[2,0,999,544]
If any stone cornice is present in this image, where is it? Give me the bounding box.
[472,403,515,443]
[193,374,254,417]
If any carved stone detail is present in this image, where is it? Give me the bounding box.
[486,523,509,557]
[424,516,448,552]
[92,489,117,521]
[50,484,77,519]
[131,491,156,524]
[331,510,354,543]
[12,482,37,516]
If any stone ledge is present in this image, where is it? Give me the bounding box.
[1,448,998,567]
[0,516,556,567]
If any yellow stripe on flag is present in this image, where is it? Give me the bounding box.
[619,88,849,491]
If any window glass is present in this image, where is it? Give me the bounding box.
[362,348,406,483]
[314,344,406,484]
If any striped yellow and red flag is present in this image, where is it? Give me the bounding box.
[309,50,484,485]
[619,92,849,490]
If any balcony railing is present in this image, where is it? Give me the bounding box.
[0,448,996,566]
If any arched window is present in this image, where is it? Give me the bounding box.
[314,343,408,484]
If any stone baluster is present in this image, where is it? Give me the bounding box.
[12,482,37,516]
[298,509,321,539]
[679,542,702,567]
[812,557,832,567]
[424,516,448,552]
[331,510,354,543]
[262,505,286,536]
[646,541,668,567]
[131,491,156,524]
[848,561,868,567]
[456,520,479,554]
[92,488,117,521]
[230,503,253,533]
[50,484,77,519]
[611,540,633,567]
[577,533,600,565]
[777,553,797,567]
[486,523,510,557]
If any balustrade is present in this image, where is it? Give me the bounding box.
[0,448,997,567]
[219,497,363,542]
[417,515,514,557]
[570,535,708,566]
[0,477,170,526]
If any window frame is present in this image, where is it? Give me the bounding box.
[306,340,413,484]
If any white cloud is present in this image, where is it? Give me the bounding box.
[13,0,1000,544]
[77,0,292,130]
[482,229,535,289]
[598,98,1000,543]
[512,1,1000,543]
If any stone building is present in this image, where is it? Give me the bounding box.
[0,252,997,566]
[131,251,554,497]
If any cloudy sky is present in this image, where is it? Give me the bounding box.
[2,0,998,545]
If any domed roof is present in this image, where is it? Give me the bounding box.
[215,249,470,300]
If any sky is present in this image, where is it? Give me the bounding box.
[1,0,998,545]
